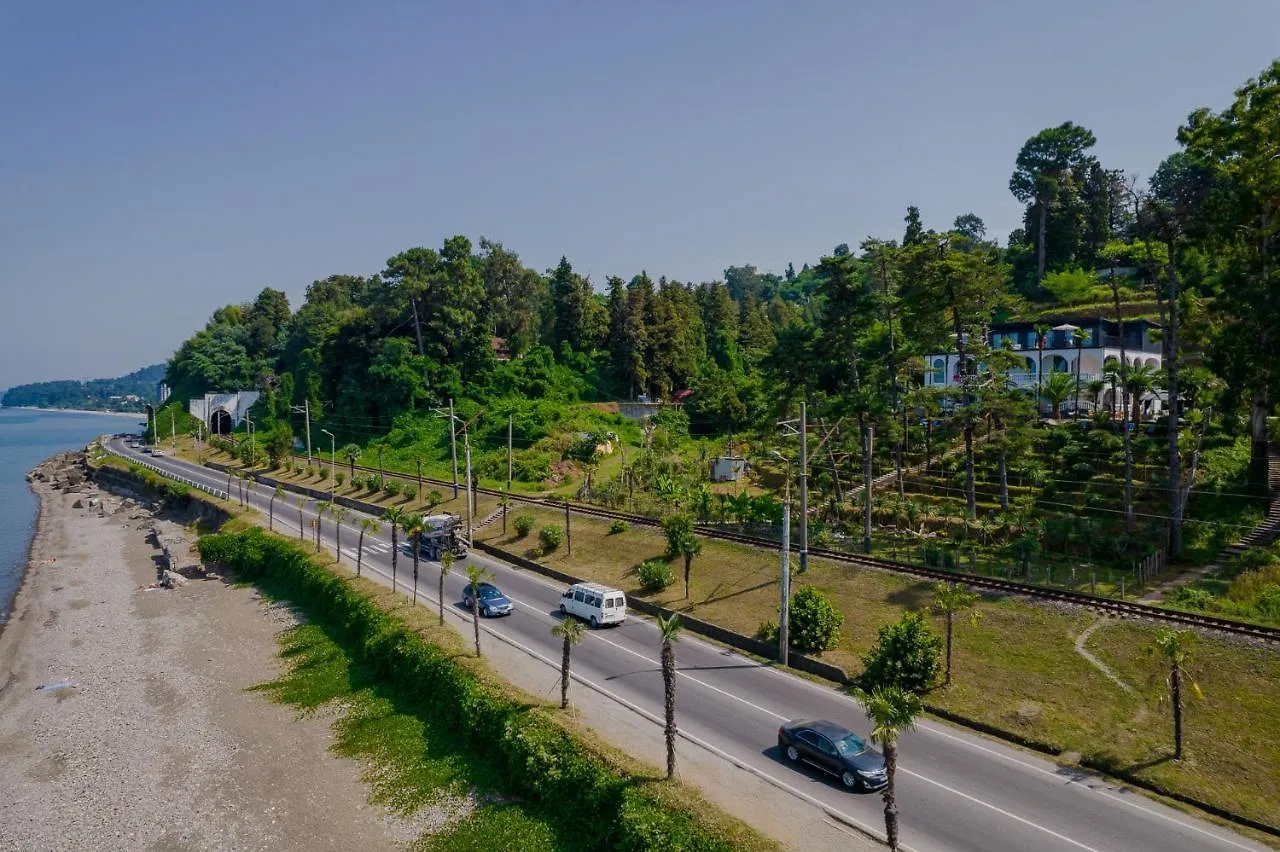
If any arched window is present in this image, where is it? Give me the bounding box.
[932,358,945,384]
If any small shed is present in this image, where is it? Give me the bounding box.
[710,456,746,483]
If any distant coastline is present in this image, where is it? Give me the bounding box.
[6,406,144,420]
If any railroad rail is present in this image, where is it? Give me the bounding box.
[269,449,1279,642]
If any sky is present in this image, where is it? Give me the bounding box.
[2,1,1278,391]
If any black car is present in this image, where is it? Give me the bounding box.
[462,582,513,617]
[777,719,888,791]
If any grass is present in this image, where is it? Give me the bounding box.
[476,502,1280,832]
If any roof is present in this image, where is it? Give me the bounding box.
[804,719,855,739]
[569,582,625,595]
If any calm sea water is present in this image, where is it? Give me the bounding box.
[0,407,144,624]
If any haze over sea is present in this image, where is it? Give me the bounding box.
[0,407,142,625]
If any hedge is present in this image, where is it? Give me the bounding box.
[197,528,754,851]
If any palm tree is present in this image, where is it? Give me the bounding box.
[929,582,982,686]
[383,506,409,594]
[315,500,332,552]
[862,685,923,852]
[438,549,455,625]
[1072,327,1088,419]
[678,532,702,599]
[356,518,380,577]
[1126,363,1160,426]
[657,612,682,779]
[269,485,284,530]
[551,617,586,709]
[404,515,424,606]
[1103,358,1123,420]
[1087,378,1106,418]
[375,441,387,481]
[342,443,362,483]
[465,563,493,656]
[294,496,307,541]
[1033,322,1051,417]
[331,506,349,563]
[1149,629,1202,760]
[226,469,234,500]
[1042,372,1074,420]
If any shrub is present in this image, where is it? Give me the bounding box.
[319,466,329,480]
[513,514,534,538]
[858,611,943,693]
[661,514,694,557]
[637,560,674,593]
[788,586,844,653]
[335,471,345,487]
[384,479,401,497]
[756,619,779,643]
[293,465,304,476]
[538,525,564,552]
[609,519,629,535]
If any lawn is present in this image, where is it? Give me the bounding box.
[478,502,1280,832]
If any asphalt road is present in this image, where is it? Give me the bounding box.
[108,438,1270,852]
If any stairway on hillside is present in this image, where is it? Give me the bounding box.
[1218,448,1280,559]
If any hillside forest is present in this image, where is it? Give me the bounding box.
[3,363,165,411]
[155,60,1280,624]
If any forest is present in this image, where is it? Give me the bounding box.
[3,363,165,411]
[157,60,1280,621]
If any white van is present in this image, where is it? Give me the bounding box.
[559,582,627,628]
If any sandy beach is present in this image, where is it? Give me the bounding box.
[0,470,431,851]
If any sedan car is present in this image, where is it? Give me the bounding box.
[462,582,513,617]
[777,719,887,791]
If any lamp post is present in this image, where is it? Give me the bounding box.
[769,450,792,667]
[321,428,336,501]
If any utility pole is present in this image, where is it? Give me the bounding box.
[463,427,472,543]
[449,398,459,499]
[507,414,513,492]
[770,450,792,667]
[290,400,312,465]
[245,413,255,464]
[798,401,809,575]
[565,500,572,556]
[321,429,336,502]
[170,410,176,450]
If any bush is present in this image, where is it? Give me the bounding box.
[538,525,564,552]
[319,466,329,480]
[637,560,674,593]
[609,519,629,535]
[756,619,779,643]
[513,514,534,538]
[788,586,844,653]
[294,465,304,476]
[335,471,345,487]
[858,611,943,693]
[661,514,694,557]
[384,479,401,497]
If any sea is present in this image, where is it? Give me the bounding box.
[0,407,145,626]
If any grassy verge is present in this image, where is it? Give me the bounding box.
[200,526,778,852]
[477,504,1280,832]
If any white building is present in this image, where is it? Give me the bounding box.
[189,391,261,435]
[923,318,1166,417]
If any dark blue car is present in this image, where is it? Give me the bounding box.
[462,582,513,617]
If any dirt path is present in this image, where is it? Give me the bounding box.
[0,478,443,850]
[1073,617,1136,696]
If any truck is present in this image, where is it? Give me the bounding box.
[416,513,468,561]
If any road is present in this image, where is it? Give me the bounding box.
[107,438,1270,852]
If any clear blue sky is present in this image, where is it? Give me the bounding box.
[2,1,1278,391]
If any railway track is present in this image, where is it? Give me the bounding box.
[283,450,1280,643]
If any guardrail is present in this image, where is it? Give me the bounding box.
[99,441,230,501]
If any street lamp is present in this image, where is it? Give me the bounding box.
[768,450,792,667]
[321,429,336,501]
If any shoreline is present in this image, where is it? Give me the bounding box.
[0,474,48,639]
[6,406,145,419]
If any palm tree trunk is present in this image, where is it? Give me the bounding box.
[560,637,571,709]
[662,640,677,779]
[683,553,692,599]
[472,598,482,656]
[391,527,398,593]
[269,495,276,530]
[411,538,420,605]
[945,612,954,686]
[438,570,446,625]
[298,508,304,540]
[315,514,322,551]
[1172,664,1184,759]
[335,523,341,563]
[883,742,900,851]
[357,531,365,577]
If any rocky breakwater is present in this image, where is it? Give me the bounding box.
[26,450,92,494]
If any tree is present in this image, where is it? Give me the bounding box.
[1033,322,1051,415]
[952,213,987,242]
[331,506,349,563]
[1072,327,1088,419]
[438,549,455,626]
[861,685,923,852]
[903,205,926,246]
[465,563,493,656]
[929,582,982,687]
[660,514,702,598]
[295,496,307,542]
[356,518,380,578]
[1009,122,1099,282]
[269,485,284,531]
[383,506,410,594]
[551,617,586,709]
[342,443,362,481]
[657,612,682,779]
[1042,372,1074,420]
[404,515,424,605]
[859,612,943,694]
[788,586,844,653]
[265,421,293,468]
[1149,629,1202,760]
